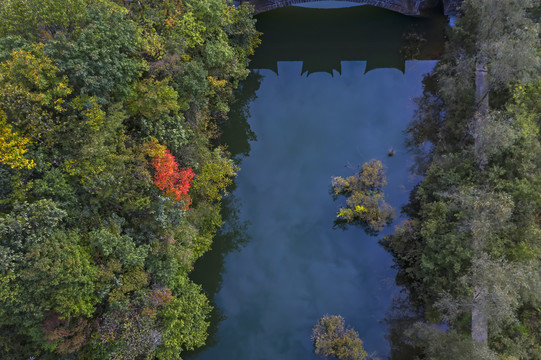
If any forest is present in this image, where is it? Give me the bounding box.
[1,0,541,359]
[381,0,541,358]
[0,0,259,358]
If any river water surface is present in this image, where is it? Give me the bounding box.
[189,4,446,359]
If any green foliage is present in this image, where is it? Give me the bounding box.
[90,229,148,268]
[127,77,189,154]
[0,35,30,61]
[332,159,395,234]
[0,199,66,257]
[0,0,89,39]
[31,167,77,208]
[20,230,98,319]
[0,0,259,356]
[204,38,235,69]
[192,147,238,202]
[156,275,211,359]
[44,4,142,103]
[406,323,497,360]
[174,60,209,106]
[311,315,371,360]
[455,0,540,89]
[0,200,69,345]
[225,2,261,56]
[1,226,98,356]
[166,0,258,117]
[384,1,541,358]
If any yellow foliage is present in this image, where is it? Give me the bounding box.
[222,7,235,26]
[128,77,180,120]
[138,25,166,60]
[337,208,349,218]
[63,159,78,176]
[62,158,106,184]
[192,147,238,202]
[331,176,349,194]
[355,205,367,213]
[0,44,72,112]
[207,76,227,88]
[178,12,206,48]
[143,138,166,158]
[0,109,35,169]
[70,95,105,129]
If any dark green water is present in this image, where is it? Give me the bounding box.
[189,5,445,359]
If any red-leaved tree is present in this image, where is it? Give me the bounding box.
[151,149,194,209]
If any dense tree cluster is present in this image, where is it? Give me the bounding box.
[0,0,259,358]
[382,0,541,358]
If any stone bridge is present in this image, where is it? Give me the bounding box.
[245,0,461,15]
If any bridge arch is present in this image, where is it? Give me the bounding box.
[248,0,423,16]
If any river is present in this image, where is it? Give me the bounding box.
[189,4,446,359]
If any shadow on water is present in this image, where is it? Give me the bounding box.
[251,5,447,75]
[217,71,263,159]
[384,292,425,360]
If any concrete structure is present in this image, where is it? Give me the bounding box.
[246,0,461,15]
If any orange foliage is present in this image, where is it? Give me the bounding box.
[151,149,194,209]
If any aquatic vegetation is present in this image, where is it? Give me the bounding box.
[332,159,395,234]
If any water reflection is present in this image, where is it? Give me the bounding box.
[188,73,262,354]
[384,293,424,360]
[189,60,437,360]
[251,6,447,75]
[188,5,445,360]
[188,193,252,353]
[217,71,263,159]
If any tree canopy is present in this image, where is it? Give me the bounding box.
[331,159,395,234]
[312,315,372,360]
[0,0,259,358]
[382,0,541,358]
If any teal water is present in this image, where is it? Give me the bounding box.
[189,5,444,360]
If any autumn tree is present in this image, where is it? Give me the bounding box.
[152,148,194,209]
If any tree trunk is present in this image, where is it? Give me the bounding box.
[472,59,489,347]
[474,61,489,169]
[472,283,488,346]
